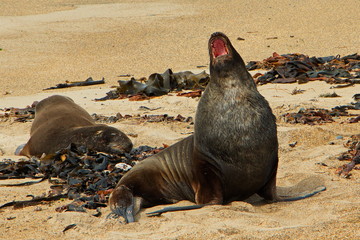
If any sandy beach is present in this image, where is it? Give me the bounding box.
[0,0,359,239]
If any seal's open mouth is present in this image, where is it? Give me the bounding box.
[211,38,228,58]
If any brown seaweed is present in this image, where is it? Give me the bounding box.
[0,143,165,211]
[176,90,202,98]
[281,107,358,125]
[336,135,360,178]
[0,104,36,122]
[44,77,105,90]
[91,113,193,124]
[95,69,209,101]
[319,92,341,98]
[0,194,67,209]
[63,224,77,233]
[247,52,360,85]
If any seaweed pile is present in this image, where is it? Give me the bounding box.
[281,107,359,125]
[246,52,360,85]
[95,69,209,101]
[0,104,36,122]
[0,107,194,125]
[282,93,360,125]
[94,53,359,101]
[336,135,360,178]
[0,143,165,212]
[92,113,193,124]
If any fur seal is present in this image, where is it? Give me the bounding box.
[17,95,132,157]
[109,32,325,223]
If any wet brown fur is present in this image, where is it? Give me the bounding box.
[19,95,132,157]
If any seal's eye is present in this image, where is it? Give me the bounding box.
[212,38,228,58]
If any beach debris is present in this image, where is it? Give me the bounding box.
[289,141,298,148]
[330,82,355,89]
[336,135,360,178]
[114,163,132,171]
[117,74,133,77]
[176,90,202,98]
[138,106,161,111]
[0,193,67,210]
[0,176,47,187]
[44,77,105,90]
[349,115,360,123]
[0,143,166,211]
[319,92,341,98]
[0,104,36,122]
[63,224,77,233]
[266,37,278,40]
[237,37,245,41]
[247,52,360,85]
[91,113,193,124]
[281,107,358,125]
[95,69,209,101]
[291,87,305,95]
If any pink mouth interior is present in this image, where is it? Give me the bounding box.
[212,38,228,58]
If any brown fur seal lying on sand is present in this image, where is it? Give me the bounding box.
[17,95,132,157]
[109,32,325,223]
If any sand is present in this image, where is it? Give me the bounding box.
[0,0,359,239]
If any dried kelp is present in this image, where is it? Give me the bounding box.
[0,194,67,209]
[176,90,202,98]
[0,104,36,122]
[281,107,357,125]
[0,143,165,211]
[95,69,209,101]
[336,135,360,178]
[91,113,193,124]
[319,92,341,98]
[247,52,360,85]
[44,77,105,90]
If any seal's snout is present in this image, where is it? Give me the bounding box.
[109,185,135,223]
[210,32,226,38]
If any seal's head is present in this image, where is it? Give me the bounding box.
[208,32,254,88]
[71,125,133,155]
[91,126,133,154]
[109,185,135,223]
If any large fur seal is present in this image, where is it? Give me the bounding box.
[18,95,133,157]
[109,32,325,223]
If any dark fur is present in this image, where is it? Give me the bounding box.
[109,32,323,223]
[19,95,132,157]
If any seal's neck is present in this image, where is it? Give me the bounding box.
[209,54,257,93]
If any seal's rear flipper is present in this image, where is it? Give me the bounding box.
[279,185,326,201]
[15,144,26,156]
[146,204,205,217]
[108,185,135,223]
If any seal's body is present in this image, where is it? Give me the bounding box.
[192,32,278,204]
[109,32,323,223]
[19,95,132,157]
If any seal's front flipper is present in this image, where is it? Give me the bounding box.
[279,185,326,201]
[146,204,205,217]
[15,144,26,156]
[108,185,135,223]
